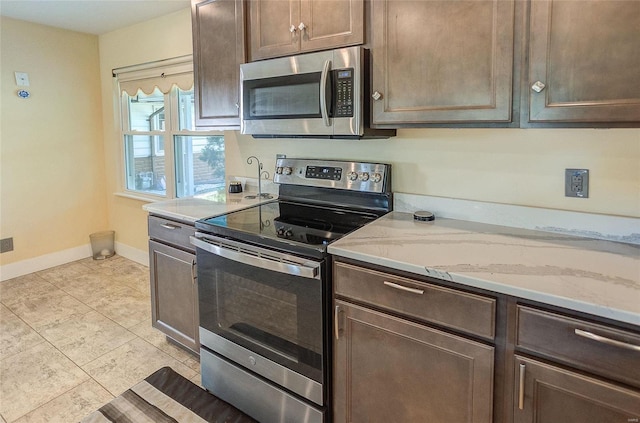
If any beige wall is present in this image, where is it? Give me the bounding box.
[7,7,628,267]
[0,17,107,266]
[227,128,640,218]
[98,8,194,254]
[100,9,639,258]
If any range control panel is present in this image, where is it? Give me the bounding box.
[274,158,390,193]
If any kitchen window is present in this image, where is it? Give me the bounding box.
[115,56,224,199]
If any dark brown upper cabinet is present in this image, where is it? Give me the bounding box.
[191,0,246,128]
[523,0,640,126]
[370,0,516,125]
[248,0,364,61]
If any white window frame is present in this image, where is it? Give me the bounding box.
[114,58,224,200]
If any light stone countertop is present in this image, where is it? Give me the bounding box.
[142,189,277,223]
[328,212,640,327]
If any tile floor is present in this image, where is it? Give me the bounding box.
[0,255,200,423]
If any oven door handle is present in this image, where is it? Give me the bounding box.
[190,235,321,280]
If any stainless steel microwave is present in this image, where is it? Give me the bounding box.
[240,46,395,139]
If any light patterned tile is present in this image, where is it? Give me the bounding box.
[0,342,88,422]
[38,311,136,366]
[12,379,113,423]
[0,304,44,360]
[129,321,199,369]
[37,261,92,286]
[5,289,91,332]
[82,337,197,396]
[86,286,151,329]
[0,274,56,307]
[50,272,131,305]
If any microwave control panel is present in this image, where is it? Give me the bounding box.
[333,69,354,117]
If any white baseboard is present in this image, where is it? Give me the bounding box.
[114,242,149,267]
[0,244,92,281]
[0,242,148,282]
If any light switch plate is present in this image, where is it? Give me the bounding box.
[15,72,30,87]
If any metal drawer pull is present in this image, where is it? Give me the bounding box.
[160,223,180,230]
[574,329,640,352]
[518,363,526,410]
[383,281,424,295]
[334,305,341,340]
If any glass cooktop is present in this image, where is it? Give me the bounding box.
[195,200,380,254]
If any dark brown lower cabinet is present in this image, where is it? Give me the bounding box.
[514,356,640,422]
[333,300,494,422]
[149,239,199,354]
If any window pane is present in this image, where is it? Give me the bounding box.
[175,135,225,198]
[127,88,165,131]
[178,88,195,130]
[124,134,166,196]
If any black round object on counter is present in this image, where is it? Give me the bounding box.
[228,181,243,193]
[413,210,435,222]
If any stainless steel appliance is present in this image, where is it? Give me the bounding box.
[240,46,395,139]
[191,158,393,423]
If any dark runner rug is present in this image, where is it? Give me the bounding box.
[80,366,257,423]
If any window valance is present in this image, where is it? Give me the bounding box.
[113,55,194,96]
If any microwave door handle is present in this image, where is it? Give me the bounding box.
[320,59,331,127]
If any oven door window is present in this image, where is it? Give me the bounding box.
[198,250,324,383]
[243,72,330,120]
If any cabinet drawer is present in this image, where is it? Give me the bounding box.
[516,306,640,388]
[334,262,496,339]
[148,215,195,252]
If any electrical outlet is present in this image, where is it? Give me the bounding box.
[565,169,589,198]
[0,237,14,253]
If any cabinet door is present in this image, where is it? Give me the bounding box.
[514,356,640,423]
[299,0,363,53]
[371,0,515,124]
[334,300,494,422]
[248,0,300,61]
[149,240,199,353]
[192,0,245,128]
[526,0,640,124]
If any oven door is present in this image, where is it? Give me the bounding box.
[191,233,327,405]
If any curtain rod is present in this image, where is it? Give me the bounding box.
[112,55,193,77]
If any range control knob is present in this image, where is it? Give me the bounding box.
[285,229,293,238]
[276,167,283,174]
[371,173,382,183]
[348,171,358,181]
[276,228,285,236]
[359,172,370,182]
[283,167,293,175]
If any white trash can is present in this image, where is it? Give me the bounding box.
[90,230,115,260]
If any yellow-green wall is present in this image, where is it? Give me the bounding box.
[226,128,640,217]
[98,8,194,259]
[0,17,107,266]
[3,8,639,271]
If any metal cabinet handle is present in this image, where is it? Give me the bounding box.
[574,329,640,352]
[518,363,526,410]
[531,81,546,93]
[190,259,196,283]
[289,24,297,33]
[372,91,382,101]
[383,281,424,295]
[235,102,239,109]
[160,223,179,230]
[334,305,341,340]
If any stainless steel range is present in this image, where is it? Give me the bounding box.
[191,158,392,423]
